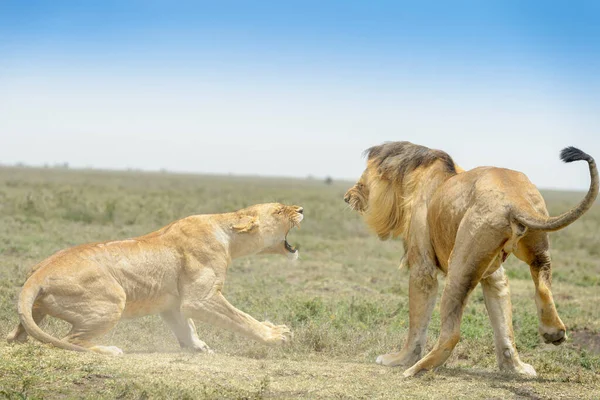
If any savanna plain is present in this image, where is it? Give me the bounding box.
[0,166,599,399]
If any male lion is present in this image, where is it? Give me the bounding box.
[344,142,598,377]
[7,203,304,355]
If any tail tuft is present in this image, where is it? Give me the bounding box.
[560,146,594,163]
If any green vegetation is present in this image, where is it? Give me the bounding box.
[1,166,599,399]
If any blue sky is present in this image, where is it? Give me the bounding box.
[1,1,599,189]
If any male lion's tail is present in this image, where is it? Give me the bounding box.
[512,147,598,232]
[18,279,88,352]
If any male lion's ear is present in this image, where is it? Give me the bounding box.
[232,216,259,233]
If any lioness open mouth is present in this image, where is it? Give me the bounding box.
[284,222,300,254]
[283,207,302,259]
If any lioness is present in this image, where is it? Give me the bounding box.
[7,203,304,355]
[345,142,597,377]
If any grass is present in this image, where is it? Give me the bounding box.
[0,166,599,399]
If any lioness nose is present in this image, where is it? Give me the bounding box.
[297,207,304,214]
[344,195,350,204]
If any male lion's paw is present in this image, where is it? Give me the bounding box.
[542,330,567,346]
[262,321,292,345]
[375,350,420,368]
[500,353,537,377]
[376,353,397,367]
[514,361,537,377]
[402,365,424,378]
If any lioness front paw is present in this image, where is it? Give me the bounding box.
[189,342,214,354]
[262,321,292,345]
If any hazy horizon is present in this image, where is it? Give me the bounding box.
[1,1,599,190]
[2,160,596,194]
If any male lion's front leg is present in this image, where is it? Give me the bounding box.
[376,263,438,368]
[181,291,291,345]
[481,267,536,376]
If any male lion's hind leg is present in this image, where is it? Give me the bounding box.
[161,308,213,353]
[515,234,567,346]
[6,309,46,343]
[181,290,291,346]
[481,266,536,376]
[376,263,438,368]
[402,269,474,377]
[529,253,567,345]
[403,221,505,378]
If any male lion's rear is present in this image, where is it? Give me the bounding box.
[345,141,598,377]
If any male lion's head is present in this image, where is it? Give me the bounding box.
[343,169,372,213]
[345,141,457,240]
[233,203,304,260]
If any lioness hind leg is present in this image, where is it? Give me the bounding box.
[6,309,46,343]
[62,316,123,356]
[481,266,536,376]
[57,295,126,355]
[376,262,438,367]
[161,308,213,353]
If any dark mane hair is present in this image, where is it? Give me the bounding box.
[364,141,457,180]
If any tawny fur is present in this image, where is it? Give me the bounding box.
[344,141,598,377]
[7,203,304,355]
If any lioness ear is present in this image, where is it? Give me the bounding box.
[232,216,259,233]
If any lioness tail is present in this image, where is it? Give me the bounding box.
[512,147,598,232]
[18,280,88,352]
